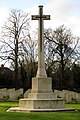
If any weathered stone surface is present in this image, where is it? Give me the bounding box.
[31,77,53,93]
[19,98,64,109]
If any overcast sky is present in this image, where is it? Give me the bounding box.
[0,0,80,36]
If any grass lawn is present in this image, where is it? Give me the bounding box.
[0,101,80,120]
[65,103,80,110]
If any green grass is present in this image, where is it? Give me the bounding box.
[0,112,79,120]
[0,101,19,112]
[0,111,80,120]
[0,101,80,120]
[65,103,80,110]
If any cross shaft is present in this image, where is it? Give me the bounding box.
[32,5,50,77]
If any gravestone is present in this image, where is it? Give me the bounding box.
[15,89,23,99]
[54,90,62,98]
[8,88,15,100]
[0,88,7,99]
[75,93,80,102]
[62,90,70,101]
[8,88,23,100]
[7,6,74,112]
[24,89,31,98]
[65,93,72,103]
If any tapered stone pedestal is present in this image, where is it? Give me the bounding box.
[19,77,64,109]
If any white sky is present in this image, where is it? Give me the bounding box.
[0,0,80,67]
[0,0,80,36]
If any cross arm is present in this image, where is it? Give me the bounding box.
[43,15,50,20]
[31,15,39,20]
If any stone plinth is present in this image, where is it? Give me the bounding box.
[19,98,64,110]
[18,77,64,110]
[7,76,75,112]
[7,77,66,112]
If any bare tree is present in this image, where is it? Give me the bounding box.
[44,25,80,89]
[20,33,38,91]
[0,9,30,89]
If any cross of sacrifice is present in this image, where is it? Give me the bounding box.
[32,5,50,77]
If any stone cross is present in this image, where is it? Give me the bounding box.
[32,5,50,77]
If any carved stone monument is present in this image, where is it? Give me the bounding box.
[7,6,74,112]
